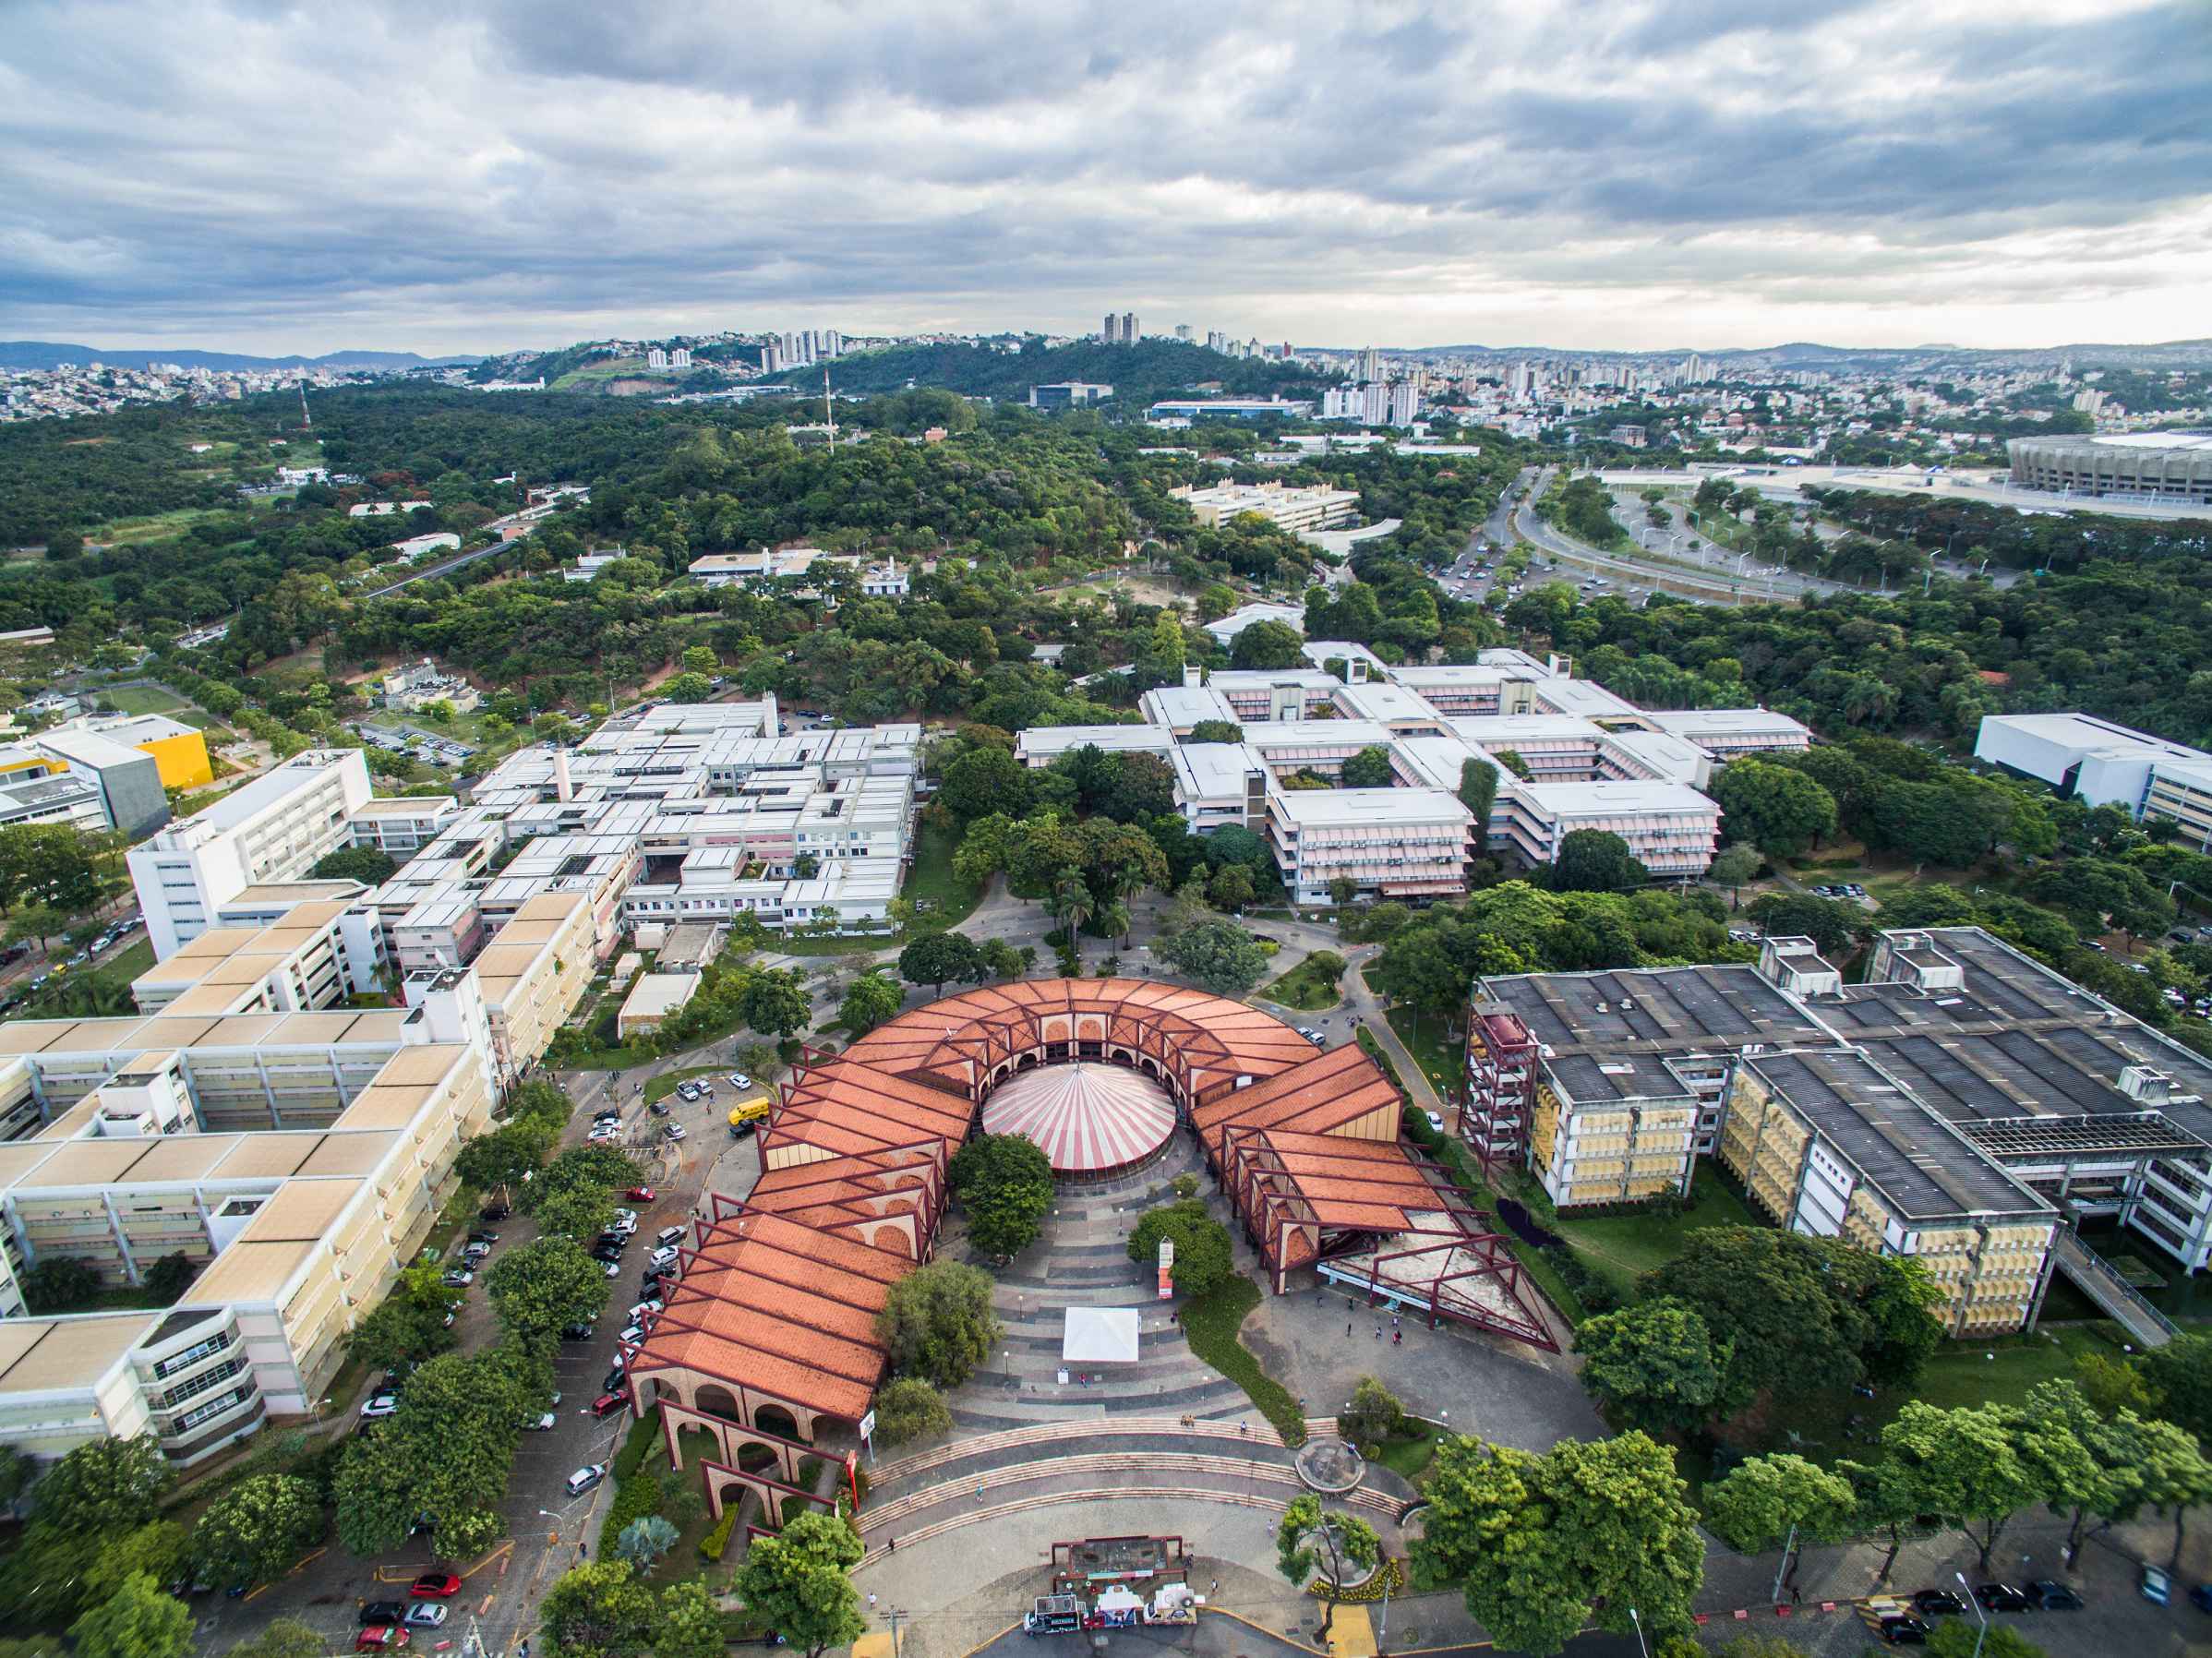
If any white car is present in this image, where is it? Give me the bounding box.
[1425,1111,1446,1135]
[601,1260,620,1278]
[727,1072,751,1089]
[405,1604,450,1628]
[565,1463,608,1496]
[628,1298,663,1322]
[587,1125,622,1144]
[663,1123,687,1142]
[618,1323,645,1344]
[648,1246,679,1269]
[527,1412,557,1431]
[361,1391,400,1420]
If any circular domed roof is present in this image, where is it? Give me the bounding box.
[981,1062,1177,1177]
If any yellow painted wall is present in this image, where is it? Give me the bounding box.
[137,729,213,790]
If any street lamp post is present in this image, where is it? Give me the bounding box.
[1628,1606,1649,1658]
[1957,1572,1987,1658]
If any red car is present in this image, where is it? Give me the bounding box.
[626,1186,655,1202]
[410,1572,462,1598]
[355,1628,411,1652]
[591,1390,629,1418]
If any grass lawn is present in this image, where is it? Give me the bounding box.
[1183,1273,1306,1445]
[643,1064,733,1108]
[1381,1002,1463,1098]
[1549,1167,1763,1297]
[901,816,981,931]
[1370,1424,1439,1484]
[100,683,188,715]
[1264,956,1342,1012]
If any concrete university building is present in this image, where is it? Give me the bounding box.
[0,883,590,1468]
[1466,927,2212,1341]
[1975,712,2212,850]
[1016,646,1812,901]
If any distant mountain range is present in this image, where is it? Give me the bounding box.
[0,342,480,372]
[1394,338,2212,372]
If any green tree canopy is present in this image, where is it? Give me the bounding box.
[948,1133,1054,1259]
[728,1511,868,1658]
[192,1474,324,1589]
[875,1259,1001,1388]
[1412,1432,1703,1656]
[1125,1199,1234,1300]
[1157,918,1269,995]
[68,1573,193,1658]
[870,1376,953,1448]
[1340,745,1395,788]
[1574,1298,1730,1436]
[1709,761,1839,858]
[899,930,985,993]
[486,1236,615,1346]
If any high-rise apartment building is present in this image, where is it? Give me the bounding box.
[1356,347,1381,382]
[670,347,691,369]
[1123,312,1140,343]
[1174,324,1193,342]
[645,347,668,369]
[1101,314,1121,344]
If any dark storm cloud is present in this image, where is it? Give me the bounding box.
[0,0,2206,351]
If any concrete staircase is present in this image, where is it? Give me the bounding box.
[2050,1228,2177,1348]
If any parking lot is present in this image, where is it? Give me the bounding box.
[186,1062,758,1654]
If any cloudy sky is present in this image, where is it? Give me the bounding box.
[3,0,2208,355]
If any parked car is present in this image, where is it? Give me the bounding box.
[626,1186,655,1202]
[2139,1564,2170,1604]
[526,1411,557,1431]
[440,1268,474,1288]
[1878,1615,1929,1645]
[1910,1589,1966,1616]
[629,1298,663,1321]
[591,1390,629,1417]
[2026,1580,2083,1610]
[465,1231,499,1245]
[404,1604,450,1628]
[648,1100,672,1117]
[559,1323,595,1341]
[1973,1584,2031,1613]
[478,1204,509,1222]
[649,1246,679,1268]
[619,1322,646,1344]
[361,1391,400,1420]
[655,1226,687,1248]
[663,1123,687,1142]
[411,1572,462,1598]
[565,1463,608,1496]
[359,1602,408,1626]
[1425,1111,1446,1135]
[355,1626,410,1652]
[727,1074,751,1089]
[602,1365,627,1394]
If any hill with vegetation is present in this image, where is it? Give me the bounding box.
[775,337,1331,413]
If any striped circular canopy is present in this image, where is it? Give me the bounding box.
[980,1063,1178,1176]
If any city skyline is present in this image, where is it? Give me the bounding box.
[3,0,2208,355]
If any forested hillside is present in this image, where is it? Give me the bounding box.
[769,337,1330,411]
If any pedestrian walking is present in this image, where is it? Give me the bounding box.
[977,1480,985,1502]
[1392,1329,1402,1347]
[1374,1324,1382,1340]
[1346,1320,1353,1337]
[869,1594,879,1610]
[888,1536,896,1553]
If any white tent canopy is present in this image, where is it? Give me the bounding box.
[1062,1306,1141,1364]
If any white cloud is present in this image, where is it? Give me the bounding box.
[0,0,2205,352]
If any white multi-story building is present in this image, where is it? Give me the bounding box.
[1975,713,2212,849]
[1171,481,1359,533]
[128,751,375,959]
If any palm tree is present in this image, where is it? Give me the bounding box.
[1053,873,1095,961]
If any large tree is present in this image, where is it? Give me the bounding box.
[1230,619,1305,670]
[939,747,1032,823]
[331,1343,542,1558]
[1157,918,1269,996]
[875,1259,1001,1388]
[28,1433,174,1536]
[1574,1298,1730,1436]
[67,1573,193,1658]
[486,1236,614,1346]
[899,930,985,994]
[1874,1399,2083,1571]
[1638,1226,1943,1419]
[1125,1199,1234,1301]
[1701,1453,1857,1587]
[191,1475,325,1590]
[1340,745,1395,789]
[1709,762,1839,859]
[948,1133,1054,1259]
[537,1559,660,1658]
[728,1511,868,1658]
[1549,828,1648,894]
[1412,1432,1703,1656]
[870,1377,953,1448]
[838,970,904,1038]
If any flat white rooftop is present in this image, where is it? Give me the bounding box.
[1270,786,1470,825]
